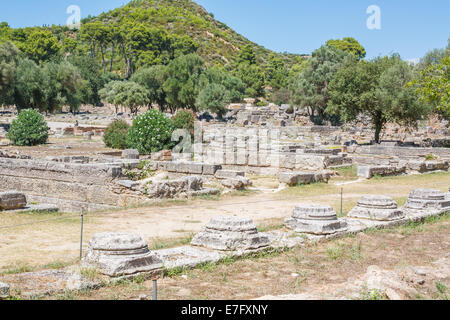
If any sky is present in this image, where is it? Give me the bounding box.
[1,0,449,61]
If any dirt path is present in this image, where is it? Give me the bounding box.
[25,213,448,300]
[1,172,448,272]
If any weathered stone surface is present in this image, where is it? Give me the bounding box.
[215,170,245,179]
[347,195,405,221]
[118,180,139,189]
[278,172,314,186]
[357,165,405,179]
[122,149,139,160]
[404,188,450,213]
[407,160,449,173]
[191,216,270,251]
[285,204,348,235]
[202,164,221,175]
[220,176,251,190]
[0,191,27,210]
[83,232,163,277]
[0,282,9,299]
[0,269,101,298]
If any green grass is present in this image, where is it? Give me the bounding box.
[333,165,358,180]
[149,233,195,250]
[436,281,448,300]
[359,286,386,300]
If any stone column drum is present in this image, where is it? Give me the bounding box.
[403,189,450,213]
[285,204,348,235]
[83,232,162,278]
[347,195,405,221]
[191,216,270,251]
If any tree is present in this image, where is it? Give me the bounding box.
[163,54,205,111]
[290,45,350,123]
[99,80,125,114]
[196,83,230,118]
[51,61,83,113]
[13,58,46,111]
[130,65,167,110]
[0,41,19,105]
[237,44,257,65]
[327,54,429,143]
[265,53,289,90]
[417,40,449,71]
[114,81,149,116]
[414,56,449,120]
[233,62,265,97]
[21,29,61,63]
[199,67,245,102]
[68,55,103,105]
[326,37,366,60]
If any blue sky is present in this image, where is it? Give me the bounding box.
[1,0,448,61]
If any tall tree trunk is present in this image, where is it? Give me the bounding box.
[374,114,384,144]
[110,45,115,72]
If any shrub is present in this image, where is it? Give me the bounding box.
[172,109,197,135]
[126,109,175,154]
[7,109,48,146]
[103,119,130,149]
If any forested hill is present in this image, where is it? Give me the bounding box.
[83,0,291,67]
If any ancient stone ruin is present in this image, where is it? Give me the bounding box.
[347,195,405,221]
[190,216,270,251]
[83,232,163,278]
[0,191,27,210]
[403,188,450,214]
[285,204,348,235]
[0,282,9,299]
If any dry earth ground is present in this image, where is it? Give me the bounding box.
[0,171,449,276]
[5,213,449,300]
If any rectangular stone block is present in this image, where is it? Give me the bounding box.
[0,191,27,210]
[202,164,222,175]
[215,170,245,179]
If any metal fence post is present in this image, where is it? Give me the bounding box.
[79,208,84,259]
[152,278,158,301]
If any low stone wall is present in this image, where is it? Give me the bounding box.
[0,158,129,212]
[354,145,450,160]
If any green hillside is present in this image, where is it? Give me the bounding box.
[85,0,287,66]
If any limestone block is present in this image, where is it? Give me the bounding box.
[0,191,27,210]
[118,180,139,189]
[357,165,405,179]
[284,204,348,235]
[220,176,251,190]
[191,216,270,251]
[347,195,405,221]
[122,149,139,160]
[202,164,221,175]
[294,155,327,171]
[185,163,203,175]
[215,170,245,179]
[278,172,315,186]
[83,232,162,277]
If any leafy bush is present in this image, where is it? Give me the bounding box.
[103,119,130,149]
[7,109,48,146]
[172,109,197,135]
[126,109,175,154]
